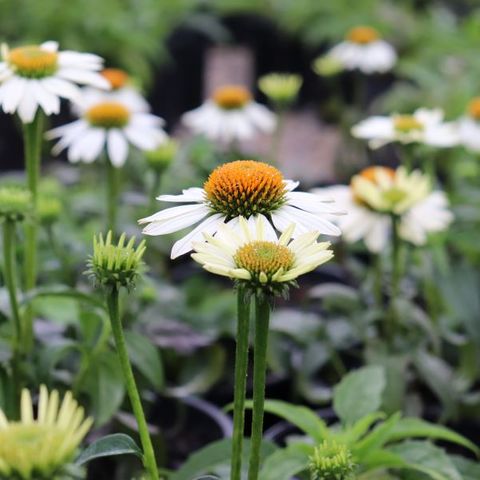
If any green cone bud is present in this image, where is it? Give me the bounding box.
[312,56,344,77]
[309,440,356,480]
[145,140,177,173]
[258,73,302,107]
[0,185,32,222]
[87,231,146,290]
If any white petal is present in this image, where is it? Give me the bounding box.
[17,83,38,123]
[41,41,59,52]
[31,80,60,115]
[142,206,210,236]
[107,129,129,167]
[0,76,27,113]
[140,203,208,225]
[42,77,81,102]
[56,68,110,89]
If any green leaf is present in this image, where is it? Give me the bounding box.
[75,433,142,466]
[125,331,164,391]
[388,440,462,480]
[338,412,386,444]
[259,444,310,480]
[451,455,480,480]
[22,285,106,310]
[241,399,329,443]
[170,438,276,480]
[355,413,401,459]
[81,350,125,426]
[333,366,386,425]
[387,418,479,456]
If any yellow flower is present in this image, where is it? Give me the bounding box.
[0,386,93,480]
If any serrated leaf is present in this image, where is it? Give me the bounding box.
[76,433,142,466]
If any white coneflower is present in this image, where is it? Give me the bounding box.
[46,93,167,167]
[0,386,93,480]
[352,108,458,149]
[313,166,453,252]
[139,160,343,258]
[326,26,397,74]
[457,97,480,152]
[192,215,333,295]
[0,41,110,123]
[182,85,276,143]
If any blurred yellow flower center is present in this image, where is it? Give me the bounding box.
[235,241,294,277]
[358,166,395,184]
[102,68,129,90]
[346,26,380,44]
[393,115,424,133]
[212,85,252,110]
[467,97,480,120]
[204,160,287,219]
[86,101,130,128]
[351,166,397,208]
[9,45,58,78]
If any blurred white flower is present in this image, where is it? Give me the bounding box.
[139,160,343,259]
[192,215,333,286]
[46,93,167,167]
[312,166,453,252]
[0,41,110,123]
[457,97,480,152]
[76,68,150,114]
[352,108,459,149]
[182,85,276,143]
[327,26,397,74]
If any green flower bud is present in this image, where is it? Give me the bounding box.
[86,231,146,291]
[309,440,356,480]
[258,73,302,106]
[0,185,32,222]
[38,196,62,226]
[312,55,344,77]
[145,140,177,173]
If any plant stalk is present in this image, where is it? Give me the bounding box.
[388,215,401,347]
[248,294,270,480]
[106,287,158,480]
[149,170,163,213]
[231,286,251,480]
[106,158,120,234]
[22,112,44,351]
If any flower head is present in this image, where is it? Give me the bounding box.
[258,73,302,106]
[309,440,356,480]
[46,90,167,167]
[87,231,146,290]
[38,197,62,226]
[312,55,344,77]
[0,386,93,480]
[192,216,333,298]
[139,159,343,259]
[0,41,110,123]
[312,166,453,252]
[181,85,276,143]
[325,25,396,74]
[0,185,32,222]
[145,139,177,173]
[352,108,459,149]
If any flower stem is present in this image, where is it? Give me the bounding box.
[106,158,120,234]
[387,215,401,347]
[2,218,23,416]
[106,287,158,480]
[22,112,44,351]
[149,171,162,213]
[248,294,270,480]
[231,286,251,480]
[270,107,286,166]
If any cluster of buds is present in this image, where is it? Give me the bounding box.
[0,185,32,222]
[309,440,356,480]
[86,231,146,291]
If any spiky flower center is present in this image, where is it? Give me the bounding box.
[86,101,130,128]
[346,26,379,44]
[309,440,356,480]
[467,97,480,120]
[8,45,58,78]
[204,160,287,219]
[102,68,129,90]
[212,85,252,110]
[234,241,294,278]
[393,115,424,133]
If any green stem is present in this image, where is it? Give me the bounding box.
[231,286,251,480]
[106,287,158,480]
[2,219,22,416]
[45,224,75,286]
[373,253,382,309]
[22,112,44,351]
[149,171,163,213]
[388,215,401,347]
[248,294,270,480]
[106,158,120,234]
[270,107,286,166]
